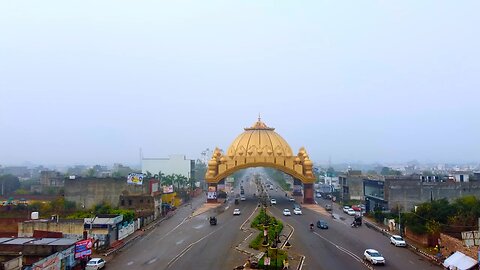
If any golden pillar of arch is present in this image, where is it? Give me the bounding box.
[205,118,316,203]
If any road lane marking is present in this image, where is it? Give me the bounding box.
[240,205,259,230]
[155,216,190,243]
[313,231,366,265]
[166,223,228,268]
[147,258,157,264]
[127,261,134,266]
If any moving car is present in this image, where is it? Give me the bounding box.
[283,209,291,216]
[343,206,351,213]
[293,207,302,215]
[316,220,328,229]
[86,258,106,270]
[288,197,295,202]
[209,216,217,225]
[363,249,385,265]
[233,209,241,215]
[347,208,356,216]
[324,204,332,211]
[315,193,322,198]
[240,195,246,201]
[390,235,406,247]
[270,198,277,205]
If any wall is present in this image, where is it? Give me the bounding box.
[386,179,480,211]
[0,218,27,237]
[65,177,148,209]
[18,220,84,239]
[1,256,22,270]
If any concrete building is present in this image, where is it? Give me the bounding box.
[450,171,470,182]
[364,175,480,212]
[119,193,162,219]
[339,170,366,201]
[64,177,148,209]
[40,170,64,188]
[18,219,85,240]
[142,154,195,180]
[0,237,76,268]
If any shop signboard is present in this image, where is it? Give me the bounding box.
[74,239,93,259]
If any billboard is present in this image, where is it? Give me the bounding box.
[127,173,144,185]
[207,186,217,199]
[163,185,174,194]
[74,239,93,259]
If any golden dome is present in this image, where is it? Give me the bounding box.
[227,118,293,158]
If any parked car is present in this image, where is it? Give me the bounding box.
[293,207,302,215]
[363,249,385,265]
[233,209,241,215]
[316,220,328,229]
[324,204,332,211]
[86,258,106,270]
[347,209,356,216]
[351,205,362,212]
[343,206,351,213]
[270,198,277,205]
[283,209,291,216]
[390,235,406,247]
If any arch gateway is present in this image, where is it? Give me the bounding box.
[205,118,316,204]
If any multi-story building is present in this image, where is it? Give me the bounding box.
[339,170,367,201]
[40,170,64,188]
[364,175,480,212]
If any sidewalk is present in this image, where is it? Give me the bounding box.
[362,217,443,266]
[99,194,209,258]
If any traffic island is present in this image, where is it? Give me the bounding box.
[248,209,288,269]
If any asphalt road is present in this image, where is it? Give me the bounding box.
[107,172,441,270]
[107,174,259,270]
[266,185,441,270]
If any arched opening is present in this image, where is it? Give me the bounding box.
[205,118,316,204]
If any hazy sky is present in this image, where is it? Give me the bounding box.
[1,1,479,166]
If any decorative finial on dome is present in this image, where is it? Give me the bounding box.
[245,116,275,131]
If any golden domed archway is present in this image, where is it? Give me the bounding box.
[205,118,316,203]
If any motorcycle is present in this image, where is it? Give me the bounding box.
[310,224,314,231]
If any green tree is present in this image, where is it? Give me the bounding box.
[0,175,20,195]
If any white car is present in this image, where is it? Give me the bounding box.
[293,208,302,215]
[288,197,295,202]
[343,206,351,213]
[233,209,241,215]
[316,193,322,198]
[390,235,406,247]
[283,209,291,216]
[347,209,356,216]
[270,198,277,205]
[86,258,106,270]
[240,196,246,201]
[363,249,385,265]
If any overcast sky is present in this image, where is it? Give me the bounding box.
[1,1,479,166]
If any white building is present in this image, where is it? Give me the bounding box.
[142,155,195,179]
[451,172,470,183]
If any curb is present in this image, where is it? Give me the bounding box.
[364,220,443,266]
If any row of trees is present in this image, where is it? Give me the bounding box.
[403,195,480,237]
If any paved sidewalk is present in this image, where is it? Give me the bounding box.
[99,194,208,258]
